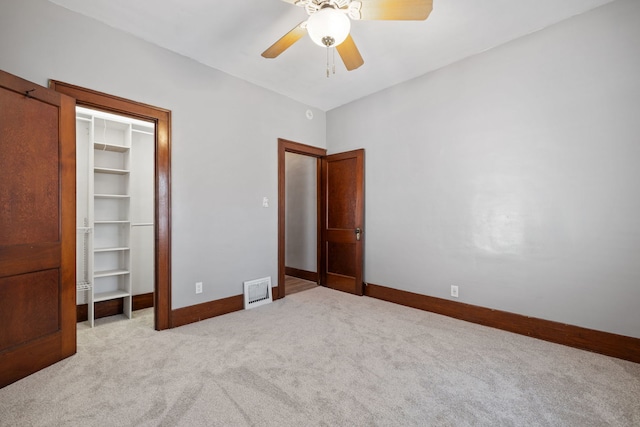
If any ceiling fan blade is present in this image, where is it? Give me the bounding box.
[261,22,307,59]
[358,0,433,21]
[336,34,364,71]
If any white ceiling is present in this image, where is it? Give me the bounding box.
[49,0,614,111]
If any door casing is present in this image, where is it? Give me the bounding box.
[50,81,172,330]
[277,138,326,298]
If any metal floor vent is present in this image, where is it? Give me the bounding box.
[244,276,273,309]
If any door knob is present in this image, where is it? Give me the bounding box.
[355,228,362,241]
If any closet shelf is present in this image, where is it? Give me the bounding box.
[94,194,130,199]
[94,290,131,302]
[94,167,130,175]
[94,269,130,278]
[93,142,129,152]
[94,247,130,253]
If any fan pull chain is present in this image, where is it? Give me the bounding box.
[326,47,337,78]
[326,47,330,78]
[332,47,336,75]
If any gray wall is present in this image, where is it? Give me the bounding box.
[327,0,640,338]
[2,0,638,338]
[0,0,326,309]
[285,152,317,273]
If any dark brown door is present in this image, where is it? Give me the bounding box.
[0,70,76,388]
[321,149,365,295]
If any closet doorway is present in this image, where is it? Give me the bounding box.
[75,107,155,327]
[51,81,172,330]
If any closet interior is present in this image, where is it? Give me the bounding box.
[76,107,155,327]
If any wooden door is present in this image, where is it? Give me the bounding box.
[0,70,76,388]
[321,149,365,295]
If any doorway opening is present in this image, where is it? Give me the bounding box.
[277,139,326,298]
[75,106,156,327]
[51,81,172,330]
[278,139,366,298]
[285,151,318,295]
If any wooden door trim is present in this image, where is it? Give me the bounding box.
[59,93,78,353]
[365,282,640,364]
[49,81,172,331]
[277,138,326,299]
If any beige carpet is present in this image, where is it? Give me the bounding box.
[1,287,639,426]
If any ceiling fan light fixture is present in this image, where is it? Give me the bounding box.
[307,6,351,47]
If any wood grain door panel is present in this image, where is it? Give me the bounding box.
[327,157,357,229]
[321,149,364,295]
[0,243,60,278]
[0,270,60,350]
[0,69,76,388]
[1,89,60,246]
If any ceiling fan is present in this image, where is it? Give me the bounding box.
[262,0,433,72]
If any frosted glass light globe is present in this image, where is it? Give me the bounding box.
[307,7,351,47]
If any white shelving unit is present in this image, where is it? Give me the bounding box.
[76,107,155,327]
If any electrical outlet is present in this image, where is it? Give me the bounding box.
[451,285,459,298]
[195,282,203,294]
